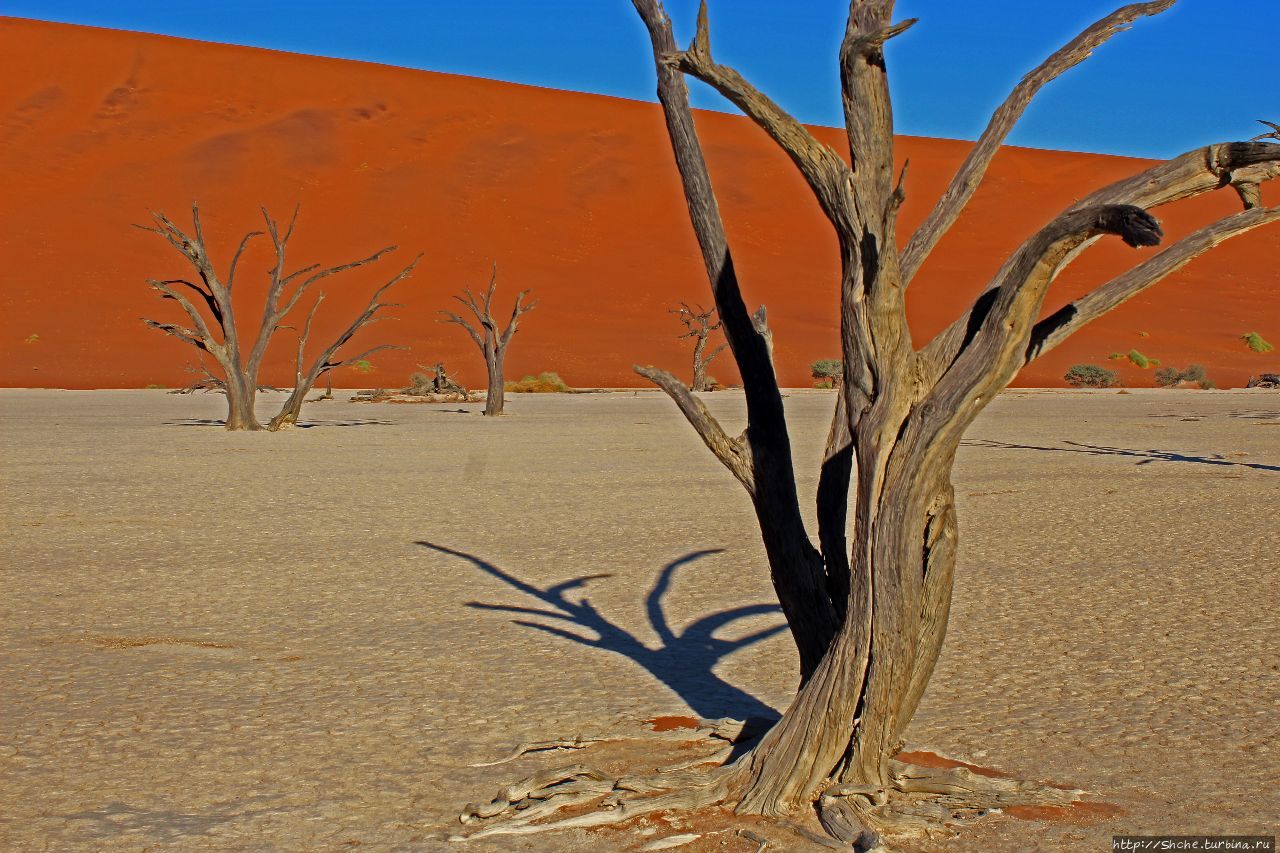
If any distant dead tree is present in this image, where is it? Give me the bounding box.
[139,204,420,431]
[440,263,536,416]
[672,302,727,390]
[459,0,1280,845]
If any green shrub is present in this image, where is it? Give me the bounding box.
[353,359,375,374]
[1155,364,1208,388]
[811,359,843,389]
[505,372,571,393]
[1064,364,1120,388]
[1127,349,1153,369]
[1242,332,1274,353]
[1108,352,1124,360]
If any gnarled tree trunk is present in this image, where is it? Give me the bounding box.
[457,1,1280,843]
[631,0,1280,831]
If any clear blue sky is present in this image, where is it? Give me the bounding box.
[8,0,1277,158]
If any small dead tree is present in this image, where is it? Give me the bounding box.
[672,302,728,390]
[140,204,420,430]
[459,0,1280,844]
[440,263,536,416]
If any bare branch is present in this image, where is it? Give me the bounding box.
[634,364,753,493]
[146,280,220,351]
[1249,119,1280,142]
[667,1,850,221]
[923,141,1280,375]
[499,289,537,351]
[1027,205,1280,362]
[298,253,421,388]
[142,319,210,353]
[440,310,486,351]
[226,230,264,291]
[900,0,1176,286]
[276,246,397,321]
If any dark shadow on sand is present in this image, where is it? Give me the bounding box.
[964,438,1279,473]
[417,541,784,723]
[163,418,392,428]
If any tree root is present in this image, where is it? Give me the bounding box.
[454,726,1084,847]
[452,763,743,841]
[816,758,1086,844]
[452,716,770,841]
[467,715,764,768]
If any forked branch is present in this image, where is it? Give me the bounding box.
[900,0,1176,286]
[668,2,850,221]
[1027,204,1280,361]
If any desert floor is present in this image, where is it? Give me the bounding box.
[2,388,1277,851]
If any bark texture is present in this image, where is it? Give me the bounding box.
[140,204,419,430]
[441,263,536,416]
[457,1,1280,843]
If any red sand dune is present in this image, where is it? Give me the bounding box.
[2,18,1276,390]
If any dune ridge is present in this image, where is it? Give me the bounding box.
[1,17,1276,390]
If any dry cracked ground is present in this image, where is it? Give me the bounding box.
[2,388,1277,851]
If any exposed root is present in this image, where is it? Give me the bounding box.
[467,715,763,768]
[451,716,774,841]
[468,735,611,767]
[452,762,743,841]
[816,759,1086,842]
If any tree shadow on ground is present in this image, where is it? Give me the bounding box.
[964,438,1279,473]
[417,541,784,723]
[163,418,392,428]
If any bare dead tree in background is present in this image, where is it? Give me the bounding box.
[441,263,536,416]
[459,0,1280,844]
[672,302,728,390]
[140,204,420,430]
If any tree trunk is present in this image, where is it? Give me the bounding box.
[691,335,709,391]
[739,436,959,814]
[268,387,306,430]
[223,371,263,431]
[484,345,506,416]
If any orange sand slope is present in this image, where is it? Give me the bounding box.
[2,17,1276,390]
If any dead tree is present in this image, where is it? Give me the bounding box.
[140,204,420,430]
[672,302,728,390]
[459,0,1280,844]
[440,263,536,416]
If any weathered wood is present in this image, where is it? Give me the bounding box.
[671,302,727,391]
[140,203,417,430]
[462,0,1280,844]
[440,263,535,416]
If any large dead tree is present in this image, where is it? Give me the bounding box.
[140,204,419,431]
[672,302,728,390]
[441,263,536,416]
[459,0,1280,844]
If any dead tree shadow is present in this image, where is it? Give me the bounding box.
[417,541,784,723]
[964,438,1280,473]
[164,418,392,428]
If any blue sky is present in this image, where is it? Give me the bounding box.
[7,1,1277,158]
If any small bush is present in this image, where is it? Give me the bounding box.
[1108,352,1124,360]
[811,359,843,389]
[1242,332,1274,353]
[1064,364,1120,388]
[353,359,375,374]
[1155,364,1208,388]
[1127,349,1154,369]
[505,372,571,393]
